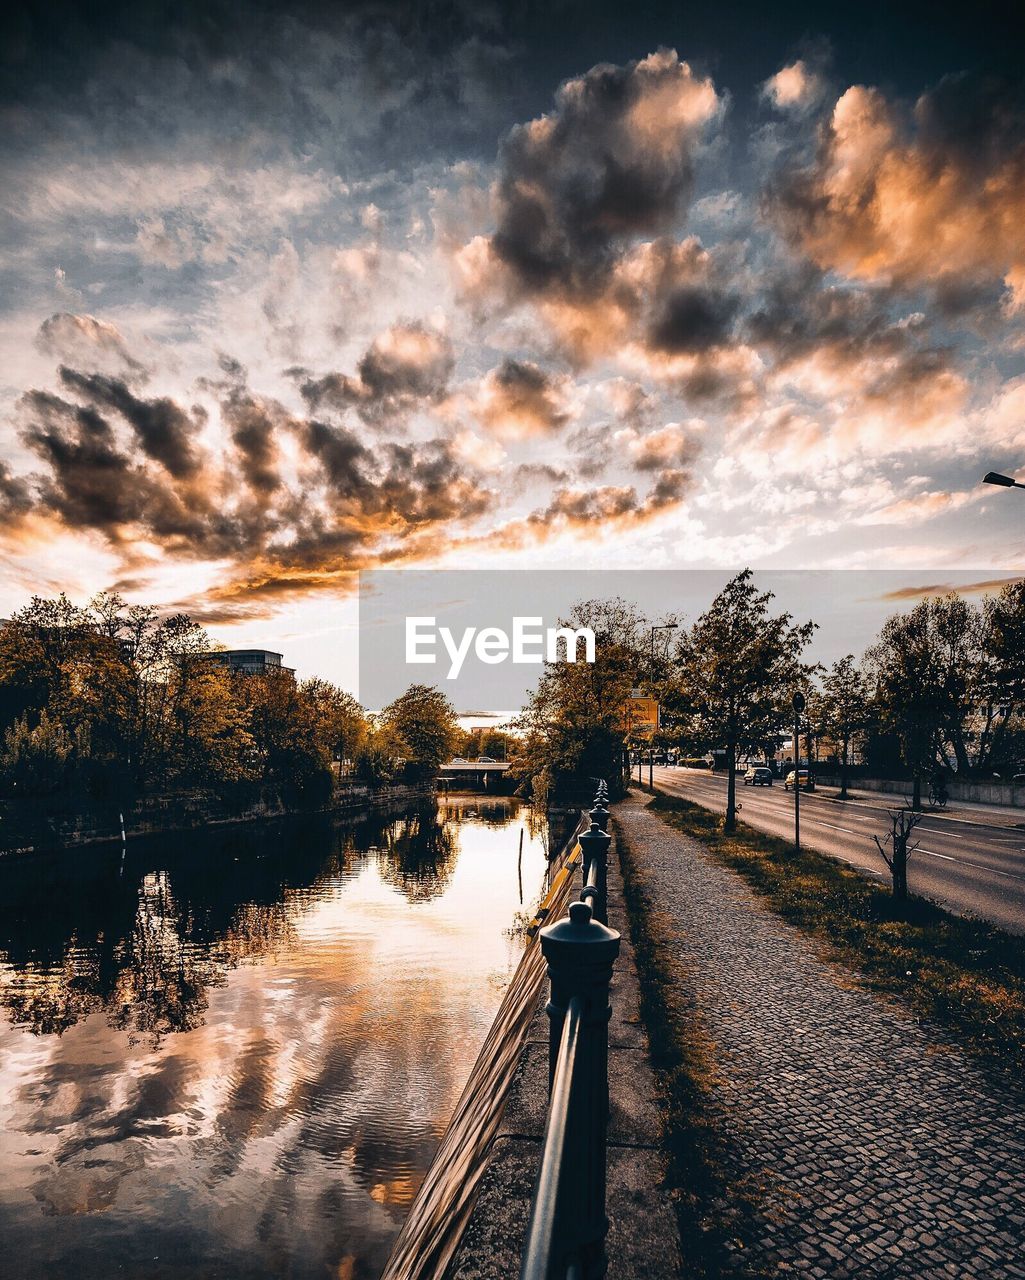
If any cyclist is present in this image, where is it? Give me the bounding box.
[929,767,948,808]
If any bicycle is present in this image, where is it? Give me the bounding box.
[928,784,948,809]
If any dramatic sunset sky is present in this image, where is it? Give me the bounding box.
[1,0,1023,684]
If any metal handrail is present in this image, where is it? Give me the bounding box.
[519,783,620,1280]
[519,995,585,1280]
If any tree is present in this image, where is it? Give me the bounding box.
[0,595,95,730]
[680,571,815,832]
[299,678,368,766]
[873,801,923,902]
[978,580,1025,774]
[818,656,870,800]
[379,684,460,779]
[0,710,74,794]
[865,597,974,806]
[514,597,660,795]
[458,726,517,761]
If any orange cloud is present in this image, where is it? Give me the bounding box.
[761,61,824,112]
[472,359,575,440]
[769,75,1025,308]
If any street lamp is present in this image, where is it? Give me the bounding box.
[649,622,679,664]
[791,691,805,855]
[648,623,678,786]
[984,471,1025,490]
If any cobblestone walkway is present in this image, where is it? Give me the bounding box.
[616,795,1025,1279]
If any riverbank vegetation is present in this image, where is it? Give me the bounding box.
[0,593,460,815]
[645,791,1025,1072]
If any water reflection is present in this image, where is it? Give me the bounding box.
[0,796,549,1280]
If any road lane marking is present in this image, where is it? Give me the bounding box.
[651,773,1025,883]
[652,769,1025,836]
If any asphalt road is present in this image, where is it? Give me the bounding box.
[645,766,1025,936]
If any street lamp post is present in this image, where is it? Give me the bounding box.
[649,622,679,667]
[792,691,805,855]
[983,471,1025,490]
[648,623,678,789]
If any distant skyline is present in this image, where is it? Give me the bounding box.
[1,0,1023,688]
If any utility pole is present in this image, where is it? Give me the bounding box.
[792,691,805,854]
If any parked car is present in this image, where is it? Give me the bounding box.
[743,766,773,787]
[784,769,815,791]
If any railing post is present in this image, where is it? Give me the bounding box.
[577,822,611,925]
[588,800,609,832]
[539,900,621,1278]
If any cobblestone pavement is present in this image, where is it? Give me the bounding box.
[616,795,1025,1279]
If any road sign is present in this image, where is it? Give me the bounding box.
[621,696,659,734]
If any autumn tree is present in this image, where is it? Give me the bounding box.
[818,655,870,800]
[515,597,658,795]
[235,670,343,802]
[681,571,815,832]
[378,684,460,779]
[299,677,368,765]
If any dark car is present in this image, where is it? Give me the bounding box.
[743,766,773,786]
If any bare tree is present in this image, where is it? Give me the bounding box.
[873,801,923,902]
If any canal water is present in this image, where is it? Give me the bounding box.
[0,795,551,1279]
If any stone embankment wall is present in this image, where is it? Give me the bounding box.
[0,780,436,855]
[816,774,1025,809]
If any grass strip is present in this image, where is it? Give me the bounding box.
[646,791,1025,1074]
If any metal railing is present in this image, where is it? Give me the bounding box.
[520,780,620,1280]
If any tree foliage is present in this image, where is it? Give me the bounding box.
[679,571,815,831]
[515,597,657,795]
[816,655,870,799]
[0,592,384,806]
[865,584,1025,783]
[377,684,460,779]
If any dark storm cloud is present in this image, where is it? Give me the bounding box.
[647,284,740,354]
[0,461,31,517]
[298,419,369,495]
[6,356,496,607]
[484,49,720,298]
[18,389,203,540]
[745,266,963,401]
[57,368,203,480]
[300,322,454,426]
[222,393,285,499]
[745,268,923,362]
